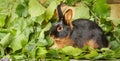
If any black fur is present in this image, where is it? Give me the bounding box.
[50,20,71,38]
[70,19,108,48]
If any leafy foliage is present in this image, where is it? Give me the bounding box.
[0,0,120,60]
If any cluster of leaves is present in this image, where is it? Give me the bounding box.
[46,46,120,61]
[0,0,120,60]
[0,0,57,60]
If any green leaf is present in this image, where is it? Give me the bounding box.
[93,0,110,18]
[23,41,36,58]
[36,47,47,58]
[16,3,28,17]
[39,30,44,39]
[0,0,12,14]
[46,49,59,58]
[10,32,28,52]
[46,36,54,47]
[113,25,120,43]
[9,18,27,31]
[100,20,113,34]
[0,32,11,57]
[74,3,90,19]
[13,54,26,60]
[84,50,99,59]
[0,33,11,48]
[1,54,11,60]
[110,41,120,49]
[62,46,82,57]
[38,25,51,48]
[0,14,6,27]
[36,15,45,25]
[101,48,115,59]
[39,22,51,39]
[85,0,93,3]
[43,22,51,31]
[114,47,120,59]
[29,0,46,17]
[65,0,80,6]
[0,44,4,57]
[37,39,48,47]
[44,1,57,21]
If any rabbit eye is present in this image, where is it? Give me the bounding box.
[57,26,63,32]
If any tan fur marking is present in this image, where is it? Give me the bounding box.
[85,39,99,49]
[50,35,74,49]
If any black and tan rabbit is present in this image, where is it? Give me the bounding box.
[49,3,108,49]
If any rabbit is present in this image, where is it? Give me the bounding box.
[49,3,108,49]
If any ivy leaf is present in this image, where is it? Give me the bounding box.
[37,39,48,47]
[10,32,28,52]
[29,0,46,17]
[44,1,57,21]
[62,46,82,57]
[114,47,120,58]
[0,44,4,57]
[46,36,54,47]
[0,14,6,27]
[113,25,120,43]
[43,22,51,31]
[13,54,26,60]
[65,0,80,6]
[39,22,51,39]
[36,47,47,58]
[85,0,93,3]
[0,33,11,49]
[101,48,115,59]
[16,3,28,17]
[84,50,99,59]
[23,41,36,58]
[74,3,90,20]
[46,49,59,58]
[110,41,120,50]
[93,0,110,18]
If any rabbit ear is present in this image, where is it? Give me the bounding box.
[57,3,64,20]
[64,9,73,29]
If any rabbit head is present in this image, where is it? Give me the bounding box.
[50,3,74,40]
[49,3,74,48]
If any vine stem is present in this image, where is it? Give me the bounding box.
[113,34,120,44]
[83,0,101,25]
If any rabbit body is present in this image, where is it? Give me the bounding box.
[70,19,108,48]
[49,4,108,49]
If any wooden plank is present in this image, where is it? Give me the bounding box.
[70,59,120,61]
[107,0,120,4]
[109,4,120,20]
